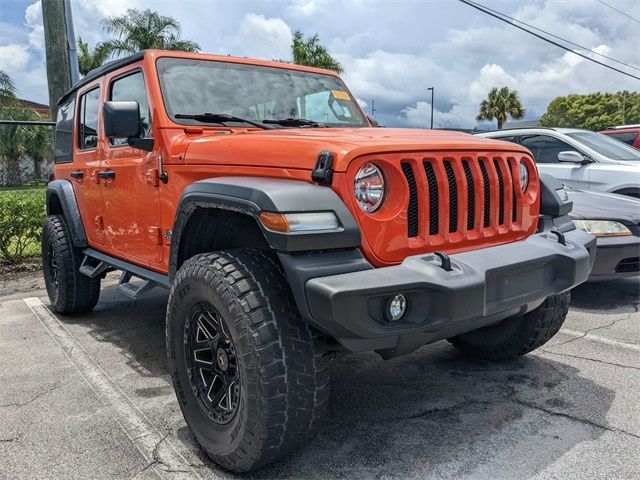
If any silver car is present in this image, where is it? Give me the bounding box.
[476,127,640,198]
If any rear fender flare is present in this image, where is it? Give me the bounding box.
[46,180,87,247]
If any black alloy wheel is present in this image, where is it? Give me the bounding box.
[185,302,240,425]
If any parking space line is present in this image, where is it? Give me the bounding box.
[23,297,205,480]
[559,328,640,352]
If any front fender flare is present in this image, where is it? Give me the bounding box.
[170,177,361,276]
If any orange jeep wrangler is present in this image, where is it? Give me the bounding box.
[43,50,595,472]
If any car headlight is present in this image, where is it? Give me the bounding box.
[354,163,385,213]
[573,220,632,237]
[519,162,529,192]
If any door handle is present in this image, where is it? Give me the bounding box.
[97,170,116,180]
[70,170,84,180]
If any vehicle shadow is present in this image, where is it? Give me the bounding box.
[570,277,639,312]
[59,286,616,480]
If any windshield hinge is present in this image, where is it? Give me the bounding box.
[312,150,334,184]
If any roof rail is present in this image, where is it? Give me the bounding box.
[606,124,640,130]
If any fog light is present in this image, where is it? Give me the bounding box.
[388,294,407,322]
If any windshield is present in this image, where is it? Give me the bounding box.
[156,58,368,128]
[566,131,640,161]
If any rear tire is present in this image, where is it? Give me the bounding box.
[448,293,570,361]
[166,249,329,472]
[41,215,100,314]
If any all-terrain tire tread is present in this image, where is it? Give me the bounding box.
[167,249,329,472]
[449,293,570,361]
[42,215,100,314]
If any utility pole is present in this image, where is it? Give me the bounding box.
[427,87,434,129]
[42,0,80,121]
[370,99,376,117]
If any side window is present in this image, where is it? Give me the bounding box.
[609,132,639,146]
[520,135,578,163]
[109,71,151,146]
[54,95,75,163]
[78,87,100,150]
[492,136,516,143]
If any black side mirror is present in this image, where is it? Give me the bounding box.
[103,101,154,151]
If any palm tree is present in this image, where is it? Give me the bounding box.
[100,8,200,58]
[291,30,343,74]
[77,37,111,75]
[476,87,525,129]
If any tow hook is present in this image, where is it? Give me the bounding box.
[434,251,453,271]
[550,230,566,246]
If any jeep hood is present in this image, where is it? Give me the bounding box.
[182,127,532,172]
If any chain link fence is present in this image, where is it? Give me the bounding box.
[0,120,53,264]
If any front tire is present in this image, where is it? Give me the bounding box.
[448,293,570,361]
[41,215,100,314]
[166,249,329,472]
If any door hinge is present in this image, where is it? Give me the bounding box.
[148,226,162,245]
[146,168,160,187]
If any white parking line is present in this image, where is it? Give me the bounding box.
[559,328,640,352]
[23,297,204,480]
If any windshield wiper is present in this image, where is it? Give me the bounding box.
[174,113,275,130]
[262,118,326,128]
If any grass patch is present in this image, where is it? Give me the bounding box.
[0,186,46,263]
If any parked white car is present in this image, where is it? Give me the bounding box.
[476,128,640,198]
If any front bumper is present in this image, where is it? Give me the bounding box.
[588,235,640,281]
[294,229,595,356]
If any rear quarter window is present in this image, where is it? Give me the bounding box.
[54,95,75,163]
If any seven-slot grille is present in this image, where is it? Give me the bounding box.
[400,154,524,240]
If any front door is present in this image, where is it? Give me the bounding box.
[100,69,163,265]
[519,134,590,189]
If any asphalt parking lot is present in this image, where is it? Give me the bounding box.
[1,276,638,479]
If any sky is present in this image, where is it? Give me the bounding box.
[0,0,639,128]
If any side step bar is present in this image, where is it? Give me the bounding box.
[81,249,170,297]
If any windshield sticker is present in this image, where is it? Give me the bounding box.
[331,90,351,101]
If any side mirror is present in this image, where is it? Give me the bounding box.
[103,101,154,152]
[367,115,380,127]
[558,151,590,164]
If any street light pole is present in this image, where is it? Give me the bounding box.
[427,87,434,129]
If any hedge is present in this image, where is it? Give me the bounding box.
[0,187,46,264]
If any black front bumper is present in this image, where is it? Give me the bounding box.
[281,229,596,357]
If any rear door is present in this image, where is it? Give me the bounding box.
[55,82,106,246]
[519,134,591,189]
[100,68,163,265]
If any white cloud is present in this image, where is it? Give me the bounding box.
[25,1,44,51]
[230,13,292,61]
[0,44,30,72]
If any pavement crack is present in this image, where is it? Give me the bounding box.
[541,349,640,371]
[0,383,61,408]
[512,397,640,440]
[0,433,22,443]
[552,317,631,349]
[134,433,190,478]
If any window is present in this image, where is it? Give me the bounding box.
[78,87,100,150]
[54,95,75,163]
[492,136,516,143]
[520,135,579,163]
[109,71,151,146]
[607,132,639,146]
[567,131,640,161]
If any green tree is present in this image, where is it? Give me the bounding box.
[100,8,200,58]
[476,86,525,129]
[77,37,111,75]
[540,91,640,131]
[291,30,343,74]
[0,69,17,106]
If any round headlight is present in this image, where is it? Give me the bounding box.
[519,162,529,192]
[354,163,385,213]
